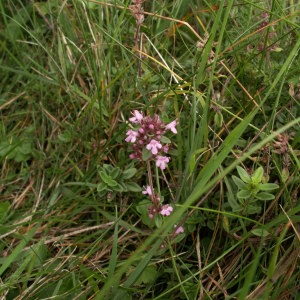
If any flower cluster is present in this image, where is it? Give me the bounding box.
[129,0,144,26]
[125,110,178,170]
[142,185,184,236]
[142,185,174,219]
[125,110,184,234]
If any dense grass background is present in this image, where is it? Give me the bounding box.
[0,0,299,299]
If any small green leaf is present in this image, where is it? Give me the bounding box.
[252,166,264,183]
[246,204,262,215]
[258,183,279,191]
[13,152,25,162]
[119,182,128,191]
[251,228,270,237]
[99,171,112,185]
[97,182,107,192]
[236,166,251,183]
[135,265,158,285]
[114,183,124,192]
[227,192,240,211]
[14,148,32,162]
[110,167,121,179]
[171,232,185,244]
[122,168,137,180]
[0,138,33,162]
[107,178,118,187]
[20,141,32,155]
[232,175,246,189]
[136,200,152,226]
[102,164,114,173]
[237,189,252,199]
[125,182,142,192]
[142,148,152,161]
[154,214,163,228]
[187,223,196,232]
[214,111,223,128]
[58,131,71,143]
[255,192,275,200]
[160,136,171,143]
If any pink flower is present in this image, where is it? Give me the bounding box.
[165,120,178,134]
[129,110,143,124]
[156,155,170,170]
[174,225,184,235]
[146,139,162,155]
[142,185,152,196]
[162,144,169,153]
[125,130,139,143]
[160,204,173,216]
[148,206,156,219]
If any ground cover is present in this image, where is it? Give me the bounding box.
[0,0,299,299]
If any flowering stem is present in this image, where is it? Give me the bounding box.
[126,110,179,220]
[146,161,157,207]
[155,164,160,196]
[162,170,175,201]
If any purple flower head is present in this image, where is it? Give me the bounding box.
[160,204,173,216]
[129,153,136,159]
[174,225,184,235]
[125,130,139,143]
[165,120,178,134]
[156,155,170,170]
[162,144,169,153]
[142,185,152,196]
[129,110,143,124]
[126,111,177,166]
[146,139,162,155]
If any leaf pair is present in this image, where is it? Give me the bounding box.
[232,166,279,215]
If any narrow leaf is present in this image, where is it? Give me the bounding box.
[142,148,152,161]
[251,228,270,237]
[99,171,111,184]
[258,183,279,191]
[126,182,142,192]
[237,189,252,199]
[232,175,246,189]
[255,192,275,201]
[236,166,251,183]
[160,136,171,144]
[122,168,137,180]
[252,167,264,183]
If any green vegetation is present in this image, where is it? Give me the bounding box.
[0,0,299,299]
